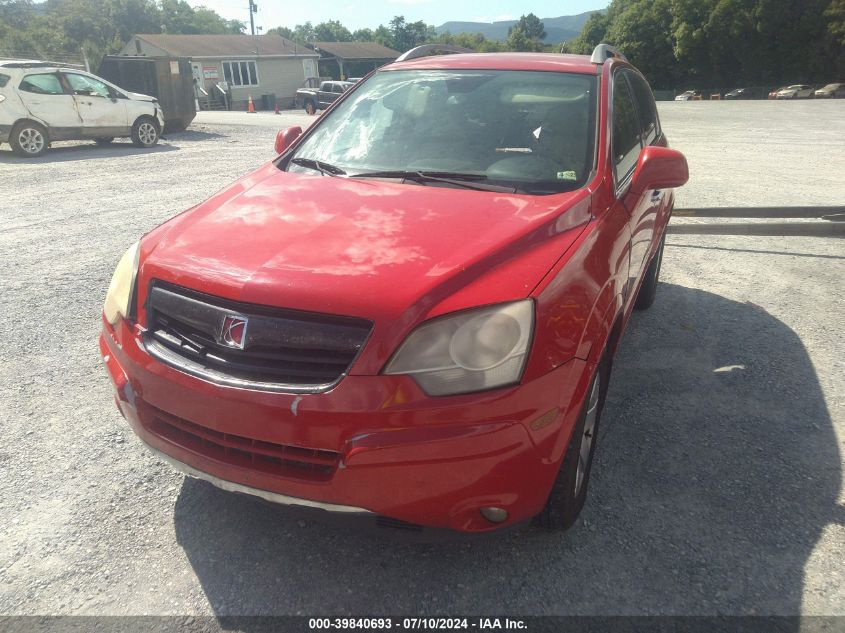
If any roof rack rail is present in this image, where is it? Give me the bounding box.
[590,43,628,64]
[0,59,85,69]
[395,44,473,62]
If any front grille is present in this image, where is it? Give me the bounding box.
[147,406,340,482]
[144,281,372,392]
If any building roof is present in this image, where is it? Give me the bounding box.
[313,41,400,60]
[132,34,317,57]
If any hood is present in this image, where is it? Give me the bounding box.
[126,91,156,102]
[141,162,590,339]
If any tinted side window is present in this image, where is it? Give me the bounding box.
[0,73,9,88]
[626,71,659,145]
[612,73,642,183]
[19,73,64,95]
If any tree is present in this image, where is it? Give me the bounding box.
[292,21,316,43]
[503,13,546,51]
[372,24,392,48]
[191,7,243,34]
[505,26,543,51]
[569,10,610,53]
[267,25,293,39]
[433,30,507,52]
[0,0,252,67]
[387,15,434,52]
[313,20,351,42]
[351,27,374,41]
[604,0,678,87]
[107,0,161,43]
[510,13,546,40]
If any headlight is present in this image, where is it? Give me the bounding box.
[384,300,534,396]
[103,241,140,325]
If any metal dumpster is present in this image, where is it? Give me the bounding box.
[98,56,196,133]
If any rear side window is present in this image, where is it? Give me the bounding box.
[626,71,660,145]
[612,72,642,184]
[0,73,9,88]
[19,73,65,95]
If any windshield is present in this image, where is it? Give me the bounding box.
[287,69,598,194]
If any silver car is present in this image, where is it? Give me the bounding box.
[776,84,814,99]
[814,83,844,98]
[0,60,165,157]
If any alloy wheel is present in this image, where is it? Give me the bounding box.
[19,128,45,155]
[138,122,157,145]
[575,373,600,496]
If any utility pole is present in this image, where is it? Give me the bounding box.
[248,0,257,35]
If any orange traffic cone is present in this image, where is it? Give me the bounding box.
[247,94,255,113]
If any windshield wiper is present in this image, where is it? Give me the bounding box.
[290,157,346,176]
[350,170,517,193]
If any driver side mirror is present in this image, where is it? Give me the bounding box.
[629,146,689,195]
[275,126,303,154]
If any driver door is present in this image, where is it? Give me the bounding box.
[62,72,128,136]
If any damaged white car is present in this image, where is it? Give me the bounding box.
[0,61,164,157]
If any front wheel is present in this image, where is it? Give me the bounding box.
[634,234,665,311]
[535,362,607,531]
[304,100,316,115]
[10,121,49,157]
[131,116,159,148]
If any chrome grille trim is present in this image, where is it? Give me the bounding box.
[143,281,372,393]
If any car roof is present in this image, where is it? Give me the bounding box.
[0,60,92,74]
[0,61,63,70]
[384,52,599,75]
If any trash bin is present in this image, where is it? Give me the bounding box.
[262,93,276,111]
[98,56,196,133]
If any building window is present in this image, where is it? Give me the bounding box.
[222,61,258,87]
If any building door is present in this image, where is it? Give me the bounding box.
[191,63,207,97]
[302,58,317,79]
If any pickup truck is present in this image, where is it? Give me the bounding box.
[295,80,353,114]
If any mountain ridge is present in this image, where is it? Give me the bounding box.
[434,10,604,43]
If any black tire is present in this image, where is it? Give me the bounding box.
[131,116,159,148]
[10,121,49,157]
[94,137,114,145]
[634,233,665,311]
[535,360,608,531]
[305,100,316,115]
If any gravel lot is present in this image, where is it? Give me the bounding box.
[0,101,843,619]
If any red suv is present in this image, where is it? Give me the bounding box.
[101,44,688,534]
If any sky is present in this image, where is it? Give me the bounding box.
[197,0,609,32]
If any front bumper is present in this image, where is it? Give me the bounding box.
[100,318,590,533]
